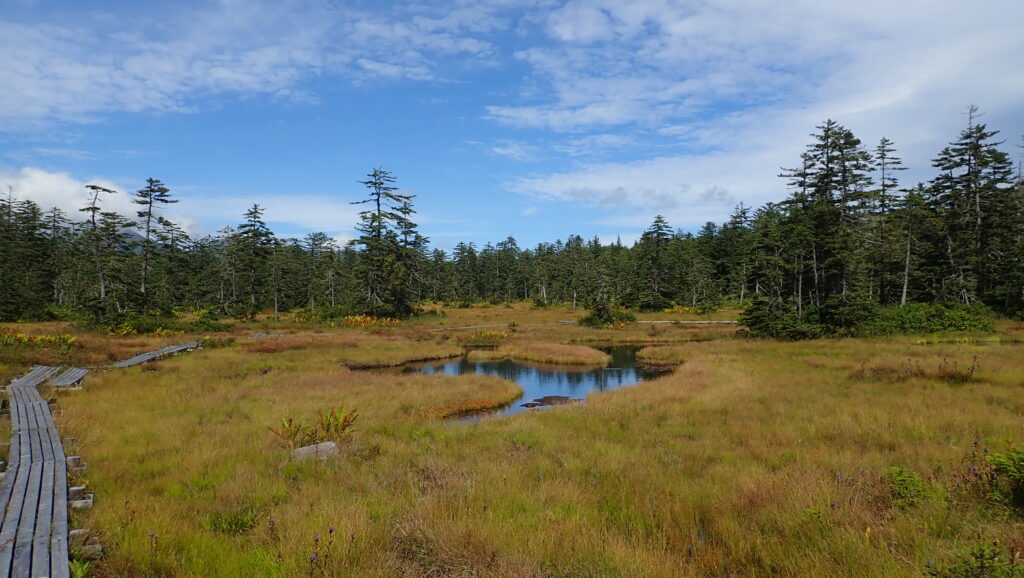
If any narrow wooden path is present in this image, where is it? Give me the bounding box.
[0,341,201,576]
[112,341,199,368]
[48,368,88,388]
[0,365,70,578]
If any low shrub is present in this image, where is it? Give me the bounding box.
[294,306,355,323]
[267,407,358,449]
[202,503,263,535]
[737,298,823,340]
[870,303,995,335]
[198,335,235,349]
[740,300,995,340]
[988,448,1024,510]
[457,330,508,349]
[885,465,927,508]
[0,330,78,352]
[343,314,401,328]
[578,307,636,329]
[925,543,1023,577]
[77,311,232,335]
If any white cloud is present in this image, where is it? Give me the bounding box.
[0,167,135,218]
[4,0,1023,242]
[0,1,512,128]
[553,133,637,156]
[191,193,361,236]
[331,233,355,248]
[498,0,1024,229]
[491,140,541,161]
[0,167,361,239]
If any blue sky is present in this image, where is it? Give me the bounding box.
[2,0,1023,250]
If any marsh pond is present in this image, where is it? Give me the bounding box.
[404,346,666,418]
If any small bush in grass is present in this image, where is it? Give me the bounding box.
[343,314,401,328]
[578,307,636,329]
[78,311,232,335]
[885,466,926,508]
[952,441,1024,513]
[456,330,508,348]
[203,503,263,534]
[198,335,235,349]
[925,543,1023,577]
[0,330,78,352]
[938,354,981,384]
[988,448,1024,511]
[268,407,358,448]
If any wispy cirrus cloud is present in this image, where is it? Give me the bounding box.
[491,139,541,161]
[0,0,513,129]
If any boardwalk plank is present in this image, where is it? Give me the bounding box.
[1,366,72,578]
[0,459,31,575]
[31,461,55,576]
[48,368,88,388]
[112,341,199,368]
[50,460,69,578]
[12,462,43,577]
[0,444,19,533]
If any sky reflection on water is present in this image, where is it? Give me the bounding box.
[406,346,666,418]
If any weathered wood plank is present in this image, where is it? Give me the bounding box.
[34,402,56,465]
[6,430,21,470]
[0,443,20,534]
[0,458,31,574]
[24,402,44,469]
[112,341,200,368]
[12,462,43,577]
[31,460,55,576]
[8,367,61,390]
[50,459,70,578]
[1,366,72,578]
[48,368,88,388]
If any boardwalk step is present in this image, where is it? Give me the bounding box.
[70,494,94,510]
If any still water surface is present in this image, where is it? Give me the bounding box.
[405,346,666,418]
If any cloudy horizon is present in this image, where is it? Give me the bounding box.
[2,0,1022,248]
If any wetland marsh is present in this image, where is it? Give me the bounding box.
[2,305,1023,576]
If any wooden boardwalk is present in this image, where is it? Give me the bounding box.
[0,341,203,575]
[0,365,70,578]
[111,341,200,368]
[48,368,88,388]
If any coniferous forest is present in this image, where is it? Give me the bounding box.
[2,110,1022,331]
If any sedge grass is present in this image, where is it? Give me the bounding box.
[41,312,1024,576]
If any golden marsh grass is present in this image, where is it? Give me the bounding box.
[13,308,1024,575]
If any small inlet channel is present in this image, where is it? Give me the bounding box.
[404,346,667,418]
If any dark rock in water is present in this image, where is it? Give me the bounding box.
[524,395,581,408]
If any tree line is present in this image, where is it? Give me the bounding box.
[1,108,1021,327]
